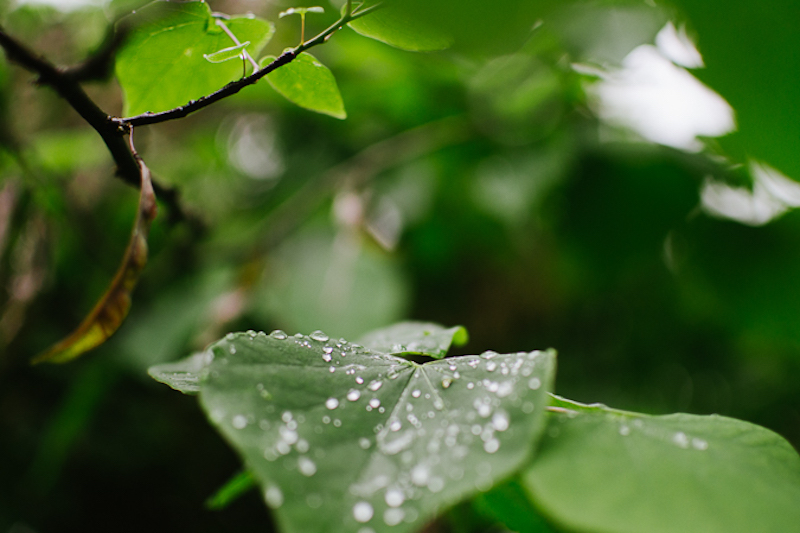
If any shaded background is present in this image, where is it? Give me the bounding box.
[1,0,799,531]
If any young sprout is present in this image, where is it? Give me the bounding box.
[279,6,325,45]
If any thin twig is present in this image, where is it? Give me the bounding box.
[114,3,384,128]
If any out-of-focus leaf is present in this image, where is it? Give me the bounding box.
[262,52,346,119]
[356,321,468,359]
[522,396,800,533]
[252,231,408,340]
[116,0,274,115]
[347,3,453,52]
[203,41,250,63]
[32,146,157,364]
[149,328,556,533]
[205,470,257,510]
[473,479,555,533]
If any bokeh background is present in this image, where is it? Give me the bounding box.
[1,0,799,531]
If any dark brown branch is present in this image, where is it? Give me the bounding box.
[0,25,195,227]
[114,2,384,127]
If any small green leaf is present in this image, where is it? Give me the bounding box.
[356,321,468,359]
[116,0,274,115]
[150,327,556,533]
[347,3,453,52]
[522,396,800,533]
[148,351,211,394]
[203,41,250,63]
[279,6,325,18]
[206,470,257,510]
[261,52,346,119]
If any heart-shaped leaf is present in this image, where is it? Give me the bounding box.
[356,321,468,359]
[522,396,800,533]
[261,52,346,119]
[150,327,555,533]
[116,0,274,115]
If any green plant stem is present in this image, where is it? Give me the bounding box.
[114,3,384,128]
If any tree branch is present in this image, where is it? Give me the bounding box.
[113,2,384,128]
[0,25,196,227]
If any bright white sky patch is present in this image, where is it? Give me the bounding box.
[701,162,800,226]
[587,23,735,152]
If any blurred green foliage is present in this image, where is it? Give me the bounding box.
[1,0,799,531]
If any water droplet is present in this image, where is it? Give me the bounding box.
[326,398,339,410]
[384,488,404,507]
[232,415,247,429]
[310,330,329,342]
[225,332,236,341]
[294,333,303,339]
[264,485,283,507]
[368,380,383,391]
[411,464,430,486]
[484,438,500,453]
[673,431,690,448]
[428,477,444,493]
[298,456,317,476]
[322,415,331,424]
[306,493,323,508]
[353,501,374,523]
[359,437,371,449]
[389,420,402,432]
[486,361,497,372]
[481,350,499,359]
[279,426,298,444]
[384,508,405,526]
[369,398,381,409]
[282,411,293,423]
[528,377,541,390]
[692,438,709,450]
[296,439,309,453]
[329,366,336,373]
[347,389,362,401]
[323,346,334,354]
[619,425,631,436]
[467,382,475,390]
[356,376,365,384]
[333,419,342,427]
[491,411,509,432]
[441,377,453,389]
[411,389,421,398]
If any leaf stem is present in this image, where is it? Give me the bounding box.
[215,19,259,72]
[114,2,384,127]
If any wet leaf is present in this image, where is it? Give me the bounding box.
[149,327,555,533]
[116,0,274,115]
[262,52,346,119]
[522,396,800,533]
[347,2,453,52]
[32,147,157,364]
[356,321,468,359]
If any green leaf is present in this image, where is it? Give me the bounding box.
[206,470,257,510]
[116,0,274,115]
[150,328,556,533]
[148,351,211,394]
[279,6,325,18]
[262,52,346,119]
[356,321,468,359]
[347,3,453,52]
[522,396,800,533]
[203,41,250,63]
